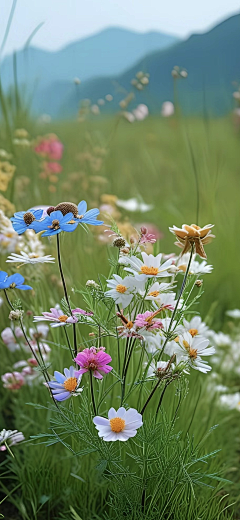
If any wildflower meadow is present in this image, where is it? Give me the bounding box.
[1,4,240,520]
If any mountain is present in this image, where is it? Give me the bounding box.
[0,27,179,91]
[48,13,240,118]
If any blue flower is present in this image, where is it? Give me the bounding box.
[33,211,78,237]
[47,366,83,402]
[11,208,44,235]
[75,200,103,226]
[0,271,32,291]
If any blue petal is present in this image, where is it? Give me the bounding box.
[16,284,32,290]
[78,200,87,215]
[11,220,27,234]
[32,209,44,220]
[11,211,25,219]
[31,220,48,233]
[61,212,74,224]
[50,210,64,222]
[0,271,8,283]
[48,381,63,389]
[84,209,100,219]
[7,273,25,286]
[54,371,66,383]
[54,391,71,401]
[42,228,62,237]
[61,222,78,233]
[81,218,103,226]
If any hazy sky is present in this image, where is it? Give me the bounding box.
[1,0,240,56]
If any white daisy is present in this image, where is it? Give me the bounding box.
[226,309,240,319]
[177,253,213,275]
[207,331,231,347]
[93,407,143,441]
[181,316,209,337]
[167,331,215,373]
[6,251,55,265]
[219,392,240,411]
[119,252,172,281]
[105,274,144,308]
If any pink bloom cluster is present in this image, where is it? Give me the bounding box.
[140,226,157,244]
[1,372,25,390]
[75,346,112,379]
[34,135,63,160]
[134,311,163,331]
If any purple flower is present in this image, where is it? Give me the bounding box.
[47,366,82,401]
[33,307,78,327]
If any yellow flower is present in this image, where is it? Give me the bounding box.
[0,194,15,216]
[169,224,215,258]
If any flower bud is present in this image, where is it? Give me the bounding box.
[195,279,203,287]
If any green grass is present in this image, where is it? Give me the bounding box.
[1,113,240,519]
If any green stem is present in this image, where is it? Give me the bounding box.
[140,379,161,416]
[56,234,78,357]
[90,371,97,415]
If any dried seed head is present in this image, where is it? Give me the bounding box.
[195,279,203,287]
[54,202,78,217]
[47,206,55,216]
[113,237,126,248]
[9,309,24,321]
[23,212,35,225]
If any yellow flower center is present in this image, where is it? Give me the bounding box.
[116,284,127,294]
[174,336,179,343]
[183,340,190,350]
[177,264,187,272]
[140,266,159,275]
[63,377,77,392]
[189,328,198,337]
[58,315,69,322]
[148,290,160,297]
[110,417,126,433]
[126,321,133,329]
[189,348,198,360]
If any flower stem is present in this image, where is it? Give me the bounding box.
[157,244,194,360]
[90,371,97,415]
[56,234,78,357]
[140,379,161,416]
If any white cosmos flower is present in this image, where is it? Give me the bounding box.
[147,360,170,378]
[6,251,55,265]
[0,429,25,450]
[177,253,213,275]
[116,198,153,213]
[93,407,143,441]
[219,393,240,411]
[207,331,231,346]
[119,252,172,281]
[105,275,144,309]
[168,331,215,373]
[226,309,240,319]
[181,316,209,337]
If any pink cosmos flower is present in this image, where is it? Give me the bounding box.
[1,327,24,352]
[140,226,156,244]
[33,307,78,328]
[34,136,63,160]
[1,372,25,390]
[75,346,112,379]
[72,308,94,317]
[134,311,163,331]
[43,161,63,174]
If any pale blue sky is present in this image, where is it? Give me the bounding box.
[1,0,240,56]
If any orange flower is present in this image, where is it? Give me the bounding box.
[169,224,215,258]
